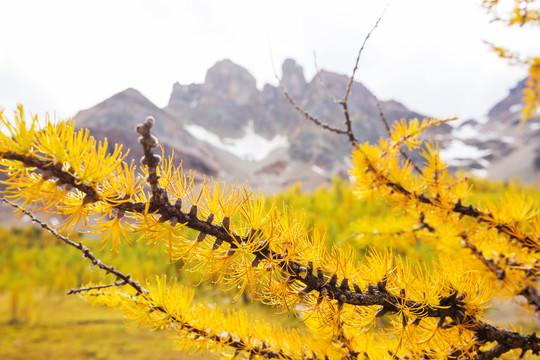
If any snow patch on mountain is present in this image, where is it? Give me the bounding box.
[311,165,325,176]
[451,124,479,140]
[440,140,492,163]
[509,104,523,113]
[185,120,288,162]
[451,123,515,144]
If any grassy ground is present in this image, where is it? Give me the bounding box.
[0,288,303,360]
[0,292,214,360]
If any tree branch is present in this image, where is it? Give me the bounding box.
[375,98,422,174]
[3,116,540,358]
[278,79,349,136]
[462,234,540,313]
[0,197,148,295]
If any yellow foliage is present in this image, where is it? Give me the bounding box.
[1,108,539,358]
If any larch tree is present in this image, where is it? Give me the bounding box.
[1,5,540,360]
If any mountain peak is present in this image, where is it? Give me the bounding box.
[118,87,140,95]
[281,58,306,97]
[207,59,251,75]
[110,87,153,104]
[202,60,258,105]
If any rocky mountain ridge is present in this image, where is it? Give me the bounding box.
[74,59,428,192]
[72,59,540,192]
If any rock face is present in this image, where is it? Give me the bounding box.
[162,58,427,191]
[204,59,259,106]
[281,58,306,98]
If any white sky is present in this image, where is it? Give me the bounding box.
[1,0,539,122]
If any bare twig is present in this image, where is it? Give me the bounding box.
[278,81,349,136]
[341,5,391,147]
[342,6,389,105]
[268,37,334,128]
[67,280,128,295]
[376,97,392,134]
[0,197,148,295]
[280,5,391,148]
[340,101,358,147]
[314,52,340,104]
[339,3,393,147]
[375,98,422,174]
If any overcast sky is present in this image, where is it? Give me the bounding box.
[1,0,539,122]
